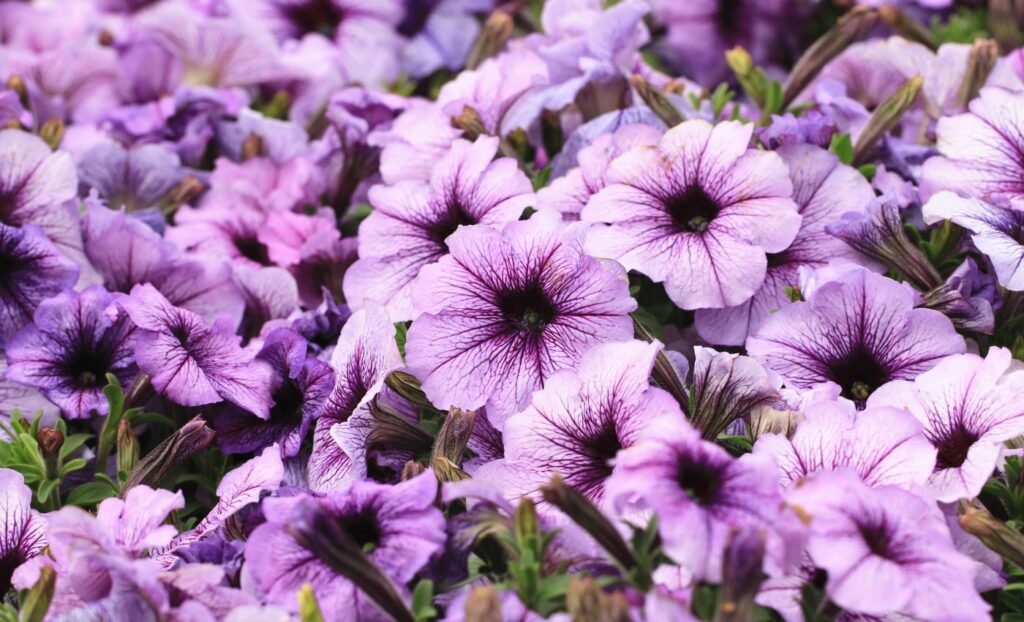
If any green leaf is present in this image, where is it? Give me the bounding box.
[65,480,119,508]
[58,433,91,461]
[59,458,87,477]
[411,580,437,622]
[394,322,409,359]
[828,133,854,165]
[36,479,57,505]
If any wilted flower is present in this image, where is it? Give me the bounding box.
[747,266,965,405]
[583,119,801,310]
[406,210,636,426]
[5,286,136,419]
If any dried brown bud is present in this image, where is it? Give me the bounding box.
[749,405,802,441]
[5,74,27,101]
[165,176,205,208]
[241,133,264,161]
[566,577,632,622]
[465,11,513,70]
[959,500,1024,568]
[957,39,999,110]
[431,407,476,466]
[384,371,432,409]
[878,7,936,50]
[433,455,471,483]
[990,0,1023,54]
[37,428,64,458]
[630,74,684,127]
[121,416,215,495]
[401,460,426,481]
[464,585,503,622]
[451,105,487,141]
[39,118,65,151]
[98,29,116,47]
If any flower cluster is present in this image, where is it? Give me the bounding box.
[2,1,1024,621]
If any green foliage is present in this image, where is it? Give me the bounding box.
[0,412,89,511]
[828,133,854,166]
[411,580,438,622]
[931,7,989,45]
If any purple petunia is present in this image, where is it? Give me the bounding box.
[583,119,801,310]
[0,469,46,594]
[747,266,966,405]
[344,136,534,321]
[406,210,636,426]
[120,284,274,417]
[5,286,136,419]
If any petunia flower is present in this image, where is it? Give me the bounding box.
[869,348,1024,503]
[398,0,490,79]
[685,346,782,440]
[606,416,805,582]
[343,136,533,321]
[307,306,402,492]
[694,144,875,345]
[475,339,687,508]
[746,266,965,405]
[582,119,801,310]
[922,87,1024,206]
[5,286,136,420]
[246,472,446,615]
[0,223,79,346]
[922,191,1024,291]
[753,398,936,489]
[213,328,334,458]
[406,210,636,426]
[787,470,990,620]
[0,129,81,257]
[120,284,274,418]
[0,469,46,594]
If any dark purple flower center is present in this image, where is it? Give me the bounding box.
[0,549,24,594]
[235,235,271,265]
[933,424,979,470]
[574,423,622,499]
[675,454,723,507]
[496,282,557,334]
[339,507,382,554]
[64,346,115,389]
[665,185,722,234]
[283,0,344,38]
[270,379,306,426]
[397,0,441,37]
[825,346,891,404]
[716,0,743,36]
[428,203,477,251]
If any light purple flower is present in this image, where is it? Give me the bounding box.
[374,105,463,185]
[344,136,533,321]
[583,119,801,310]
[399,0,489,79]
[607,416,804,582]
[120,284,274,418]
[406,210,636,426]
[0,129,81,257]
[213,328,334,458]
[787,470,990,620]
[753,397,936,488]
[923,191,1024,291]
[694,144,875,345]
[536,123,661,221]
[686,346,782,440]
[757,112,836,150]
[0,222,79,346]
[77,143,186,213]
[922,87,1024,206]
[307,307,402,492]
[475,339,687,508]
[246,472,445,615]
[870,348,1024,503]
[0,469,46,593]
[746,266,966,404]
[5,286,136,420]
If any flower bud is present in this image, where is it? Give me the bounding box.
[749,405,802,441]
[464,585,503,622]
[540,475,637,572]
[717,529,767,622]
[431,407,476,466]
[852,76,923,166]
[433,455,471,483]
[384,371,432,409]
[782,6,877,108]
[726,47,769,111]
[241,133,263,161]
[19,565,56,622]
[513,498,541,545]
[298,583,325,622]
[878,7,935,51]
[124,372,154,410]
[466,11,513,70]
[633,316,689,408]
[989,0,1022,54]
[401,460,427,481]
[630,74,683,127]
[162,176,205,214]
[452,105,487,140]
[958,500,1024,569]
[566,577,631,622]
[37,428,64,480]
[5,74,28,106]
[957,39,999,110]
[39,118,64,151]
[117,419,139,477]
[121,416,215,495]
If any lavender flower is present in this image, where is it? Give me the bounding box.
[344,136,533,321]
[77,143,186,213]
[120,284,274,417]
[582,119,801,310]
[607,417,805,582]
[406,210,636,426]
[475,339,687,508]
[246,472,445,615]
[5,286,136,419]
[0,469,46,593]
[870,348,1024,503]
[747,266,965,404]
[787,470,990,620]
[0,223,79,346]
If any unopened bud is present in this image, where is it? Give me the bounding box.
[852,76,922,166]
[464,585,503,622]
[989,0,1023,54]
[878,7,936,50]
[401,459,426,481]
[297,584,325,622]
[124,372,154,410]
[783,6,878,108]
[717,529,767,622]
[725,47,770,111]
[451,105,487,141]
[433,455,471,483]
[957,39,999,110]
[630,74,683,127]
[465,11,513,70]
[384,371,432,409]
[117,419,139,477]
[959,500,1024,569]
[566,576,632,622]
[164,176,205,210]
[513,498,541,544]
[749,405,802,441]
[19,565,56,622]
[37,427,64,458]
[121,416,215,495]
[633,315,690,409]
[540,475,638,573]
[5,74,27,103]
[241,133,263,161]
[431,408,476,466]
[263,90,291,120]
[97,29,116,47]
[39,118,64,150]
